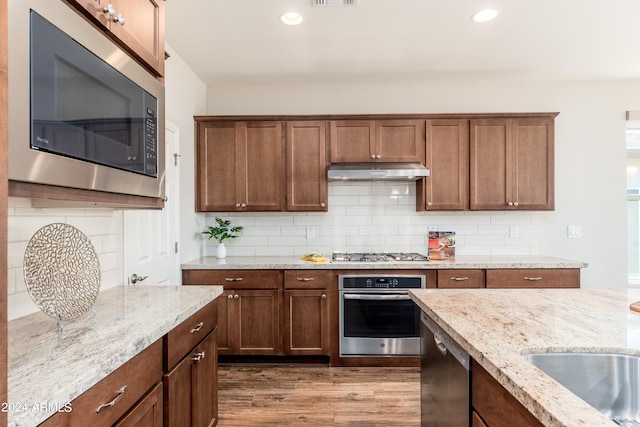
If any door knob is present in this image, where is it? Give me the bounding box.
[130,273,149,284]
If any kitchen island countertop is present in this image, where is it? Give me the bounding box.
[182,254,586,270]
[409,288,640,427]
[7,285,223,427]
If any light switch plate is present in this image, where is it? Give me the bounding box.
[428,226,437,231]
[568,225,581,238]
[306,226,316,239]
[510,225,519,238]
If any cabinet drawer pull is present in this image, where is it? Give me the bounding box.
[297,277,315,281]
[225,277,243,282]
[450,277,468,281]
[192,351,206,362]
[321,293,327,300]
[524,277,543,281]
[190,321,204,333]
[96,386,127,413]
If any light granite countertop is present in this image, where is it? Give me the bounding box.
[409,288,640,427]
[182,255,587,270]
[7,285,223,427]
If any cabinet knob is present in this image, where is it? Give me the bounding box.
[235,203,241,208]
[320,202,326,208]
[321,293,327,300]
[113,13,125,26]
[228,294,234,299]
[427,202,433,206]
[376,154,381,159]
[514,201,519,207]
[370,154,376,159]
[103,3,115,16]
[241,203,247,208]
[234,294,240,299]
[507,202,514,206]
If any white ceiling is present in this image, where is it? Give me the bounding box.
[165,1,640,86]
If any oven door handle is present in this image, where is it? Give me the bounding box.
[343,293,411,301]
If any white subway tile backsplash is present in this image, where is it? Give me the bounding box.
[201,182,543,257]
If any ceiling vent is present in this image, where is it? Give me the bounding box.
[313,0,358,6]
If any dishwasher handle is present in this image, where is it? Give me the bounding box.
[434,335,448,356]
[343,293,411,301]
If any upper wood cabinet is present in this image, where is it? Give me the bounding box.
[417,119,469,210]
[330,119,425,163]
[196,121,284,212]
[67,0,165,76]
[470,118,554,210]
[286,121,328,211]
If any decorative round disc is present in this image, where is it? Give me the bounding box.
[23,223,101,321]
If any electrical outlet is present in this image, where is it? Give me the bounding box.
[428,226,437,232]
[510,225,519,238]
[567,225,581,238]
[306,226,316,239]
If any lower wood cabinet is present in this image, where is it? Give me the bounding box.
[164,330,218,427]
[472,359,543,427]
[284,270,330,355]
[40,339,163,427]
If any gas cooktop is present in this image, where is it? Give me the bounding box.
[331,252,429,262]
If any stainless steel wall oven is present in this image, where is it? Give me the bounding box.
[339,274,426,357]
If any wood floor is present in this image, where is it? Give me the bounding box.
[217,364,421,426]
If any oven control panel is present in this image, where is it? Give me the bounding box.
[339,275,425,289]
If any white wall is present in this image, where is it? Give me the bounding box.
[202,77,640,288]
[164,44,208,269]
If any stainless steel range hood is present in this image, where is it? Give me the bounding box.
[327,163,430,181]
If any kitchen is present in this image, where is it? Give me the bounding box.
[1,0,640,426]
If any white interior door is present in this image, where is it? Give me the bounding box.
[123,121,180,286]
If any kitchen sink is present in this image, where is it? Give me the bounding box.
[523,352,640,426]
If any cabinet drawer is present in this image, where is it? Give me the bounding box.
[284,270,329,289]
[165,300,217,370]
[437,269,485,288]
[486,269,580,288]
[182,269,281,289]
[41,339,162,427]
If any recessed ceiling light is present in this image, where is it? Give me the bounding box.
[472,9,498,23]
[280,12,303,26]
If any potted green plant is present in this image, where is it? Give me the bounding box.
[202,217,244,259]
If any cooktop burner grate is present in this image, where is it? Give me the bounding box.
[331,252,429,262]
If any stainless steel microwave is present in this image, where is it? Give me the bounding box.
[8,0,165,199]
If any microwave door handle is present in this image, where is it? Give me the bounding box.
[343,294,411,301]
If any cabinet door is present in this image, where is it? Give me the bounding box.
[193,330,218,427]
[164,330,218,427]
[196,122,239,212]
[110,0,165,76]
[234,289,282,355]
[512,118,554,210]
[470,118,554,210]
[286,121,328,211]
[240,121,284,211]
[470,119,511,210]
[376,119,425,163]
[330,120,375,162]
[486,269,579,288]
[418,119,469,210]
[216,289,233,355]
[284,289,329,355]
[114,383,163,427]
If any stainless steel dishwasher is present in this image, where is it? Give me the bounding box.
[420,311,470,426]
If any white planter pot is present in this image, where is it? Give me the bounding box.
[216,242,227,259]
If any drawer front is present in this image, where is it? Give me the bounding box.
[41,339,163,427]
[183,269,281,289]
[284,270,329,289]
[437,269,485,288]
[165,300,217,370]
[486,269,580,288]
